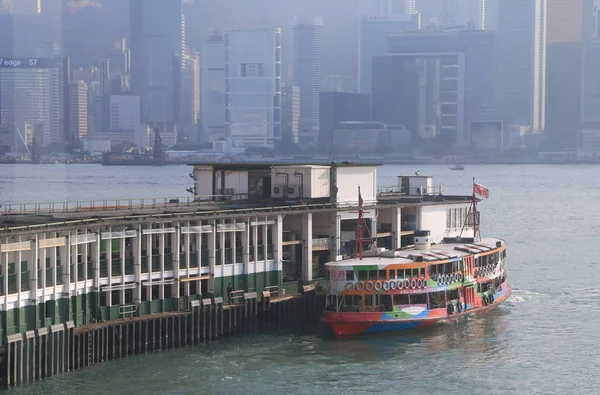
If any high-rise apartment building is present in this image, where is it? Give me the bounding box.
[442,0,485,31]
[200,31,226,141]
[282,84,300,145]
[291,17,323,146]
[180,49,200,141]
[0,58,62,147]
[69,80,88,141]
[130,0,184,129]
[545,0,593,145]
[224,28,282,150]
[358,14,420,94]
[492,0,546,132]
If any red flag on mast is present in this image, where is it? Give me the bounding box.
[358,188,364,207]
[473,183,489,199]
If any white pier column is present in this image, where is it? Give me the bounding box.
[159,225,165,300]
[274,215,283,277]
[208,220,216,292]
[63,233,71,296]
[106,228,112,307]
[134,225,142,304]
[172,224,180,300]
[30,235,39,302]
[391,207,402,250]
[120,235,126,305]
[71,232,78,289]
[302,213,313,282]
[40,235,47,299]
[262,220,268,269]
[219,220,226,266]
[1,239,8,311]
[243,221,250,266]
[145,227,152,302]
[252,219,258,263]
[330,214,341,261]
[93,233,100,299]
[16,237,22,304]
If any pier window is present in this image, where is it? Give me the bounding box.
[20,261,29,292]
[7,262,17,293]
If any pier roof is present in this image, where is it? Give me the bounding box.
[187,161,382,170]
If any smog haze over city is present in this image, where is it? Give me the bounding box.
[2,1,600,394]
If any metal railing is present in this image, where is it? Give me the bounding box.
[377,185,443,196]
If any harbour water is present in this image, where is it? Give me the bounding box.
[1,164,598,394]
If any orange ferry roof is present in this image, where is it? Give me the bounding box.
[326,237,504,267]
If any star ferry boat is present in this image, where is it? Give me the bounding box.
[321,182,511,338]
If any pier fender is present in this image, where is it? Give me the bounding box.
[365,281,374,291]
[374,281,382,291]
[382,281,390,291]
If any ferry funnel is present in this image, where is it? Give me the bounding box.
[414,230,432,250]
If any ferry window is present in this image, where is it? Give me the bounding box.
[411,269,419,277]
[428,291,445,309]
[368,270,377,280]
[353,295,362,308]
[393,294,409,305]
[378,270,387,280]
[412,293,427,305]
[358,270,367,281]
[380,295,392,311]
[446,263,453,273]
[420,268,425,277]
[346,270,354,281]
[364,294,374,307]
[396,269,403,279]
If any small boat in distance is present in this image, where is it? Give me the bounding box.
[320,181,510,338]
[449,165,465,170]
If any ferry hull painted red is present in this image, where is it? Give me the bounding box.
[321,282,511,338]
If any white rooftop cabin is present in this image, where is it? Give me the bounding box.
[189,162,378,204]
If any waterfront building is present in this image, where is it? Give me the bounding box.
[442,0,485,31]
[318,92,371,149]
[378,30,496,147]
[281,84,300,145]
[0,163,474,342]
[545,0,593,146]
[358,14,420,94]
[0,57,62,147]
[490,0,546,133]
[129,0,184,131]
[224,28,282,151]
[69,80,88,141]
[290,17,323,146]
[200,32,226,142]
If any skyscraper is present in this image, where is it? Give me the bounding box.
[291,17,323,146]
[545,0,593,146]
[442,0,485,31]
[129,0,184,130]
[358,14,420,94]
[200,31,226,142]
[70,80,88,141]
[492,0,546,132]
[224,28,282,150]
[180,49,200,141]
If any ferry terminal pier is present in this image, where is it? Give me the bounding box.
[0,162,476,388]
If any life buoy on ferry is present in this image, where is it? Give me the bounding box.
[345,283,355,292]
[374,281,382,291]
[411,279,417,288]
[365,281,374,291]
[454,273,459,283]
[355,282,365,291]
[397,280,403,290]
[416,279,422,288]
[390,280,397,289]
[404,279,410,289]
[422,279,428,288]
[444,274,451,284]
[382,281,390,291]
[458,273,464,282]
